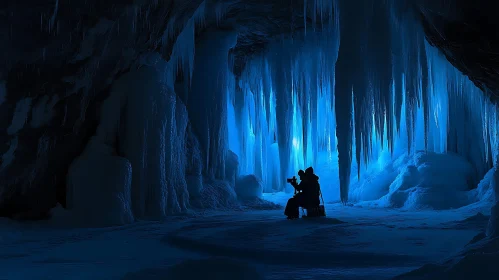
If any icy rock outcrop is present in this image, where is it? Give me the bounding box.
[225,150,239,187]
[0,0,208,218]
[394,165,499,280]
[67,63,191,224]
[119,66,189,218]
[418,0,499,101]
[382,152,474,210]
[64,65,134,226]
[194,180,238,209]
[67,137,134,226]
[235,175,264,200]
[466,167,496,205]
[487,167,499,237]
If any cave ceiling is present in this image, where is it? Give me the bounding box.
[2,0,497,99]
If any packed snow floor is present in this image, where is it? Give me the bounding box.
[0,198,490,280]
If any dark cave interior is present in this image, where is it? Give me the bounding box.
[1,0,499,279]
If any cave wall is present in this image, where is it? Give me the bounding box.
[0,0,205,218]
[117,66,190,218]
[416,0,499,103]
[1,0,499,219]
[0,0,306,218]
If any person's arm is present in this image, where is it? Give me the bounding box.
[295,181,304,192]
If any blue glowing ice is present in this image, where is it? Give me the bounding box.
[226,0,499,203]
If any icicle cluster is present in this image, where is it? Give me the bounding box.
[161,1,206,89]
[227,0,499,203]
[228,28,340,193]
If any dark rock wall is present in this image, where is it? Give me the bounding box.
[0,0,203,218]
[416,0,499,102]
[0,0,319,218]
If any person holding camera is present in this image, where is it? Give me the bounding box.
[284,167,320,219]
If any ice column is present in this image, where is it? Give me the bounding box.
[188,30,238,180]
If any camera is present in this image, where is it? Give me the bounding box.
[286,176,297,184]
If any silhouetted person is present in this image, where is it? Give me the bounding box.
[304,167,320,206]
[284,167,321,219]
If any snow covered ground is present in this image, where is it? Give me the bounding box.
[0,198,490,280]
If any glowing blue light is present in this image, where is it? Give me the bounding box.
[225,8,495,202]
[292,138,300,150]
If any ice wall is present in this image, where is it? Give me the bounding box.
[118,66,190,218]
[189,30,238,180]
[229,30,339,193]
[228,0,499,203]
[65,1,209,222]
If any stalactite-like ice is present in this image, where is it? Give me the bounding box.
[65,3,209,223]
[188,30,238,180]
[228,29,340,197]
[228,0,499,203]
[160,0,206,91]
[119,66,190,218]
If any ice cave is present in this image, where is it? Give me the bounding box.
[1,0,499,279]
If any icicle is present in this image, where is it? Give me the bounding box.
[164,1,206,89]
[304,0,307,35]
[49,0,59,33]
[228,0,497,203]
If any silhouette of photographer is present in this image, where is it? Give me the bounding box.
[284,167,321,219]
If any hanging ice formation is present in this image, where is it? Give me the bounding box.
[226,0,499,203]
[69,1,209,220]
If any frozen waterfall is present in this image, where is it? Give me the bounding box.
[227,0,499,203]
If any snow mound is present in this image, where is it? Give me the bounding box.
[239,198,282,210]
[379,151,474,210]
[67,137,134,226]
[235,174,264,200]
[191,180,239,209]
[123,258,264,280]
[262,192,293,206]
[350,153,410,202]
[469,167,496,203]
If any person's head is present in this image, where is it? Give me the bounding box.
[305,167,314,175]
[305,167,318,180]
[298,170,305,179]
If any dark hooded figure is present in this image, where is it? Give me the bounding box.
[304,167,321,206]
[284,167,321,219]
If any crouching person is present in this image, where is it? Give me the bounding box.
[284,167,321,219]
